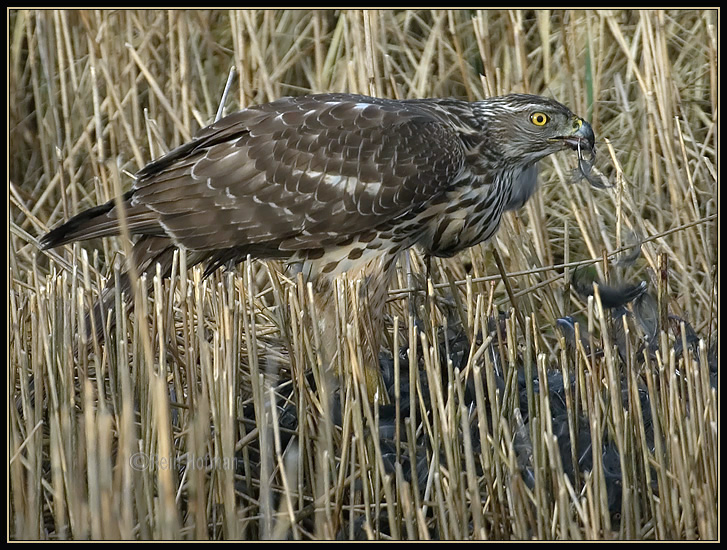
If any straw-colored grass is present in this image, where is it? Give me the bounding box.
[9,9,718,540]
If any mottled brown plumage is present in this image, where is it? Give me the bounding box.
[40,93,594,386]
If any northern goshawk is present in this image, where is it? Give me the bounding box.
[40,92,595,390]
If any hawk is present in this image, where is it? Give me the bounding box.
[40,93,595,391]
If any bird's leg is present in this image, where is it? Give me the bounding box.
[310,274,386,405]
[346,256,398,404]
[355,278,389,403]
[307,276,342,403]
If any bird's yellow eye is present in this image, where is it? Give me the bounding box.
[530,112,549,126]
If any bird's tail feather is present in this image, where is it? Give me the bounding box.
[39,191,161,249]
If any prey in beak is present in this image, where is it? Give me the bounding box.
[554,118,610,189]
[558,117,595,153]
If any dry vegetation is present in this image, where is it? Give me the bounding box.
[8,9,718,540]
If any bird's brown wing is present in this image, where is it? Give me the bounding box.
[130,94,466,254]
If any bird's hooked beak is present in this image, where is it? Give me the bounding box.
[554,117,595,153]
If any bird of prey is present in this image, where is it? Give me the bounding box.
[40,92,595,393]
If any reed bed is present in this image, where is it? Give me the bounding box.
[9,9,718,540]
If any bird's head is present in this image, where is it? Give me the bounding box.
[473,94,595,166]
